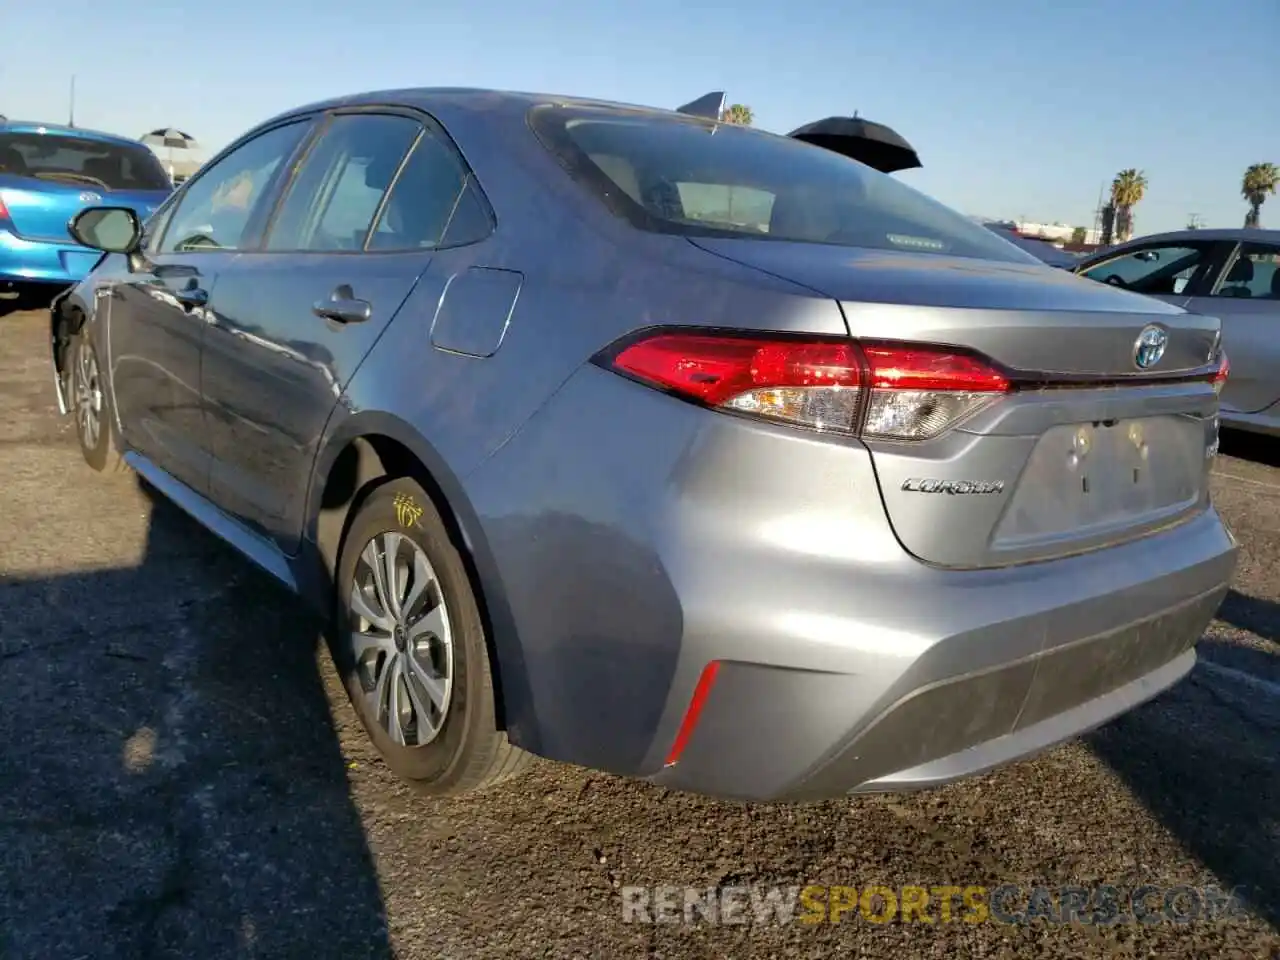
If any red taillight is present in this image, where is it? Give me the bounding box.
[859,342,1011,393]
[600,330,1009,441]
[1211,350,1229,394]
[0,194,9,224]
[611,334,863,405]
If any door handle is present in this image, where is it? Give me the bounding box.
[313,284,372,324]
[174,283,208,309]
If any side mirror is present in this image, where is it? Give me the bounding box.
[69,206,142,254]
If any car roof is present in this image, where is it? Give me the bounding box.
[258,86,733,132]
[1113,227,1280,245]
[245,87,752,145]
[0,119,150,149]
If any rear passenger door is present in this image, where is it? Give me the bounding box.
[200,108,484,551]
[1182,240,1280,414]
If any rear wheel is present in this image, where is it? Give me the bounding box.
[331,478,531,794]
[70,332,125,473]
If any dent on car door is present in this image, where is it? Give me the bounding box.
[1182,240,1280,413]
[202,110,481,550]
[109,118,315,495]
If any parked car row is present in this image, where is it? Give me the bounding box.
[47,87,1234,803]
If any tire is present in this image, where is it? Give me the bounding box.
[331,477,531,795]
[69,331,126,473]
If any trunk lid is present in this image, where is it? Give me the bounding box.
[691,239,1220,376]
[692,238,1223,569]
[0,175,168,244]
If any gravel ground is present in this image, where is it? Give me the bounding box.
[1,306,1277,959]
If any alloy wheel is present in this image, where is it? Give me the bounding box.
[350,532,455,746]
[74,341,103,451]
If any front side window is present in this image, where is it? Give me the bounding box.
[1079,243,1212,295]
[159,121,309,254]
[1207,243,1280,300]
[0,132,170,191]
[265,113,422,252]
[529,105,1035,263]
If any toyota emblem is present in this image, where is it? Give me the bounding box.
[1133,325,1168,370]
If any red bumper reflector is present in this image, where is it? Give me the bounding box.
[664,661,721,767]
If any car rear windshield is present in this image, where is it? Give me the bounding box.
[529,105,1035,264]
[0,132,170,191]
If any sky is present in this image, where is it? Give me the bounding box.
[3,0,1277,234]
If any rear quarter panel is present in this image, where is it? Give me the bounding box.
[317,108,850,755]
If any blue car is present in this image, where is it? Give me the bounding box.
[0,120,171,303]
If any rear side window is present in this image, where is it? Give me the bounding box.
[1208,242,1280,300]
[0,132,170,191]
[368,130,492,251]
[529,106,1033,263]
[265,113,421,252]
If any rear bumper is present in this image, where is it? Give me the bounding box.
[649,507,1234,801]
[0,228,101,287]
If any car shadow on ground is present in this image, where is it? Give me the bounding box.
[0,287,60,320]
[1215,589,1280,645]
[1220,429,1280,469]
[1087,616,1280,929]
[0,479,392,959]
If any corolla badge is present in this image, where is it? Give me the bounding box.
[1133,324,1168,370]
[901,478,1005,495]
[79,191,102,203]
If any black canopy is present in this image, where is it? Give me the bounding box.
[787,116,921,174]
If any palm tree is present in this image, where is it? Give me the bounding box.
[721,103,754,126]
[1110,169,1148,243]
[1242,162,1279,228]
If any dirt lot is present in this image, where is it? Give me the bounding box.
[1,306,1277,959]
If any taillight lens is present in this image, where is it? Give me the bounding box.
[600,330,1010,441]
[859,341,1010,440]
[0,194,9,224]
[1211,350,1229,395]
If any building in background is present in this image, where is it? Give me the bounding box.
[994,220,1102,245]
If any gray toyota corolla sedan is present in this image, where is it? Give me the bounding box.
[48,88,1236,802]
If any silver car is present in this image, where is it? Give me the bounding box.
[52,89,1236,801]
[1076,229,1280,437]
